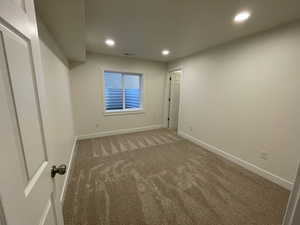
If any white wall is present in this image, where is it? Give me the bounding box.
[70,53,167,138]
[38,20,75,199]
[169,22,300,186]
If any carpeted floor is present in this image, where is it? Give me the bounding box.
[63,129,290,225]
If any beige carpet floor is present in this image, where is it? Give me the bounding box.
[63,129,290,225]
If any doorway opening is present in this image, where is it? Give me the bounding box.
[167,70,182,130]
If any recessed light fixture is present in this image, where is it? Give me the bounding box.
[234,11,251,23]
[105,39,115,47]
[162,49,170,56]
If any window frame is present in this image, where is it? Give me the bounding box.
[102,70,144,116]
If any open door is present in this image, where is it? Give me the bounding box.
[168,70,181,130]
[0,0,64,225]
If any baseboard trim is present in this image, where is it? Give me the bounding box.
[78,124,164,140]
[178,131,293,190]
[60,136,78,202]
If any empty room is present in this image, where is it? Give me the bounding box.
[1,0,300,225]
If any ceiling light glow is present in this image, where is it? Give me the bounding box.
[162,49,170,56]
[105,39,115,47]
[234,11,251,23]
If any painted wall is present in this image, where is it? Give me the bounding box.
[169,22,300,184]
[38,20,75,199]
[70,53,167,137]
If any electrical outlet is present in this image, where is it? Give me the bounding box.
[260,152,268,160]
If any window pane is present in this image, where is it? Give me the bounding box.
[104,72,123,110]
[124,74,141,109]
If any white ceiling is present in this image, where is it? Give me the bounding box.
[36,0,86,61]
[37,0,300,62]
[86,0,300,62]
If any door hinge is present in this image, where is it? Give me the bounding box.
[168,98,171,102]
[169,77,172,81]
[168,117,170,121]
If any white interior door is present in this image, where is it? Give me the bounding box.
[0,0,63,225]
[168,71,181,130]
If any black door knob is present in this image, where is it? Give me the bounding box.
[51,164,67,178]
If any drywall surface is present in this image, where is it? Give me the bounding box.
[38,20,75,197]
[169,22,300,183]
[70,53,167,137]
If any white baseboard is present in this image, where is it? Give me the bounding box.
[78,124,164,140]
[178,131,293,190]
[60,136,78,202]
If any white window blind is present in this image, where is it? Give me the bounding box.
[104,71,142,111]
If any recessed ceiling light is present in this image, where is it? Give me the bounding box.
[105,39,115,47]
[234,11,251,23]
[162,49,170,56]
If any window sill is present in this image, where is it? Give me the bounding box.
[103,109,145,116]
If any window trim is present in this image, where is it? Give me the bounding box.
[102,69,144,115]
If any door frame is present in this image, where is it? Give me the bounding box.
[283,163,300,225]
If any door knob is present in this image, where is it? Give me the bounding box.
[51,164,67,178]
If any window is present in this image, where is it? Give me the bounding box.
[104,71,143,112]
